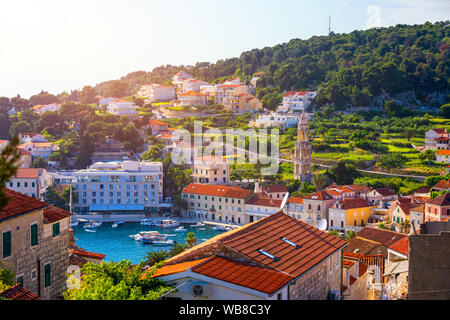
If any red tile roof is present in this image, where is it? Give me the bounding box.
[431,128,447,134]
[18,148,32,156]
[246,197,282,208]
[0,284,41,300]
[178,90,205,96]
[432,181,450,190]
[427,193,450,206]
[192,256,294,294]
[304,191,334,201]
[343,260,355,267]
[182,184,253,199]
[356,227,408,248]
[437,150,450,155]
[389,237,409,256]
[262,184,288,193]
[374,188,397,196]
[13,168,43,179]
[149,119,168,126]
[143,257,212,279]
[0,189,46,222]
[72,248,106,260]
[165,212,347,279]
[337,198,374,210]
[43,205,72,224]
[288,197,304,204]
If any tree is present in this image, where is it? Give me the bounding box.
[376,153,406,172]
[0,137,20,210]
[79,86,98,104]
[42,186,66,208]
[185,232,197,248]
[0,262,16,293]
[440,103,450,118]
[108,81,129,98]
[142,250,169,267]
[329,161,360,185]
[418,150,436,165]
[63,260,172,300]
[141,145,162,161]
[424,175,445,188]
[32,156,48,168]
[75,134,95,168]
[312,173,329,191]
[29,90,59,106]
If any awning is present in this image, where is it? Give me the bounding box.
[89,204,145,211]
[383,260,408,276]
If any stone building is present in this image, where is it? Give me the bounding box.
[293,110,312,182]
[0,189,71,300]
[143,211,347,300]
[408,221,450,300]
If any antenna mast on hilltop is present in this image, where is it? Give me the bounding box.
[329,16,332,35]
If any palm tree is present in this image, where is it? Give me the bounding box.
[312,174,328,191]
[168,243,187,257]
[401,220,411,234]
[142,250,169,267]
[185,232,198,248]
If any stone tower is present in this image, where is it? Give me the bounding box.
[294,110,312,182]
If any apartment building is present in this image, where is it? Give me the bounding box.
[7,168,53,200]
[138,83,175,102]
[223,93,262,113]
[277,91,317,113]
[106,99,139,117]
[177,91,207,106]
[191,156,230,184]
[214,84,249,105]
[31,103,61,115]
[425,128,449,150]
[181,184,253,225]
[328,198,377,232]
[0,189,71,300]
[181,78,209,92]
[72,161,164,214]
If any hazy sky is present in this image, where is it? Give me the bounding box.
[0,0,449,98]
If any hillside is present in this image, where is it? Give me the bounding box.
[93,21,450,109]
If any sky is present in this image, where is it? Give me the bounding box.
[0,0,449,99]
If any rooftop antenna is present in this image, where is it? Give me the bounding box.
[280,192,290,212]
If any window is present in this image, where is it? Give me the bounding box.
[44,263,51,288]
[53,222,60,237]
[31,223,38,247]
[2,231,11,258]
[17,182,20,187]
[16,276,24,286]
[24,182,28,188]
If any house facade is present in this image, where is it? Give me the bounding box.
[138,84,175,102]
[7,168,53,200]
[144,212,347,300]
[328,198,376,232]
[425,129,449,150]
[436,149,450,163]
[0,190,71,300]
[424,193,450,222]
[177,91,207,106]
[106,99,139,117]
[191,156,230,184]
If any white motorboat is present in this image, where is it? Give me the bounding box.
[114,221,125,225]
[84,221,102,228]
[69,220,79,227]
[174,226,187,232]
[85,229,96,233]
[213,225,228,231]
[78,219,89,223]
[191,222,206,228]
[130,231,163,241]
[149,239,175,246]
[112,223,118,228]
[140,219,155,226]
[157,219,180,228]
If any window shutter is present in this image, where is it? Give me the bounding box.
[53,223,60,237]
[31,224,38,247]
[44,264,51,287]
[3,231,11,258]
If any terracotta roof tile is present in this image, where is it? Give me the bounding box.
[288,197,304,204]
[192,256,294,294]
[433,180,450,190]
[304,191,334,201]
[356,227,407,248]
[72,248,106,260]
[0,284,41,300]
[43,205,72,224]
[13,168,42,179]
[389,237,409,256]
[428,193,450,206]
[0,188,46,222]
[337,198,374,210]
[182,184,253,199]
[143,257,213,279]
[374,188,397,196]
[262,185,288,193]
[246,197,282,207]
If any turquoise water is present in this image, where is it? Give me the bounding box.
[72,222,224,265]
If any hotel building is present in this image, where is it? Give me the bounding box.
[72,161,164,214]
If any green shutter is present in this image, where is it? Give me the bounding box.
[3,231,11,258]
[52,223,60,237]
[44,264,51,287]
[31,224,38,247]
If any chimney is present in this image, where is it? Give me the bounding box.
[254,180,261,193]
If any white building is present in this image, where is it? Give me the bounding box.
[72,161,164,214]
[7,168,53,200]
[191,156,230,184]
[98,97,118,106]
[31,103,61,115]
[138,84,175,102]
[106,99,139,117]
[172,71,194,86]
[214,84,249,105]
[181,79,209,92]
[277,91,317,113]
[17,141,57,160]
[250,112,301,129]
[19,133,48,144]
[177,91,207,106]
[425,129,449,150]
[244,196,282,224]
[436,150,450,164]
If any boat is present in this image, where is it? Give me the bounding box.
[85,229,96,233]
[78,219,89,223]
[213,225,228,231]
[157,219,180,228]
[191,221,206,228]
[114,221,125,225]
[140,219,154,226]
[112,223,118,228]
[198,228,206,231]
[130,231,164,241]
[84,221,102,228]
[69,220,79,227]
[174,226,187,232]
[151,239,175,246]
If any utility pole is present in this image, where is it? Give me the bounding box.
[69,185,73,229]
[329,16,332,35]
